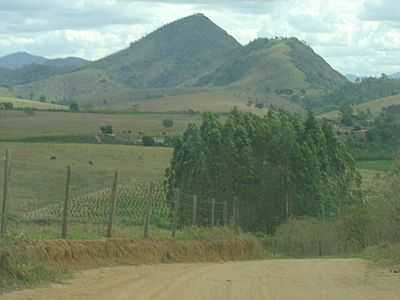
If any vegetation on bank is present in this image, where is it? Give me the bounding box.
[270,157,400,262]
[0,228,263,293]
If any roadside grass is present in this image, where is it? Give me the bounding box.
[0,142,172,213]
[0,227,264,294]
[362,243,400,267]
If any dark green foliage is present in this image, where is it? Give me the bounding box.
[166,109,359,232]
[69,102,79,112]
[162,118,174,128]
[142,136,155,146]
[100,125,113,135]
[346,106,400,160]
[339,103,354,126]
[0,102,13,110]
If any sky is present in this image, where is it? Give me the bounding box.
[0,0,399,76]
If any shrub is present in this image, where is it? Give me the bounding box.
[100,125,113,135]
[162,119,174,128]
[142,136,155,146]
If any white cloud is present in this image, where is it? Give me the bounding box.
[0,0,398,75]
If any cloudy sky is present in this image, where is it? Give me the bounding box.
[0,0,399,76]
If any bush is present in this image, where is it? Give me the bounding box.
[0,102,14,110]
[142,136,155,146]
[162,119,174,128]
[69,102,79,112]
[100,125,113,135]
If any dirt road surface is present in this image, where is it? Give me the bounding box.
[2,259,400,300]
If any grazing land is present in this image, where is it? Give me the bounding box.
[2,259,400,300]
[0,110,201,140]
[0,142,172,212]
[0,96,68,110]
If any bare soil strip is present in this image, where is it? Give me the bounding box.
[2,259,400,300]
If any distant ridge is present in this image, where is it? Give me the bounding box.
[0,52,89,69]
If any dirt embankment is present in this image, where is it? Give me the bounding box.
[1,238,263,272]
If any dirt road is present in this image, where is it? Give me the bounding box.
[2,259,399,300]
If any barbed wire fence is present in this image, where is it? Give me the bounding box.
[0,149,239,241]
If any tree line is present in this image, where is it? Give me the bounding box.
[166,109,360,232]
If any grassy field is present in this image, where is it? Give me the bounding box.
[0,143,172,213]
[0,96,68,110]
[356,160,394,172]
[136,88,302,114]
[320,94,400,119]
[0,111,202,140]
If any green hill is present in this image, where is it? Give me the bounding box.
[12,14,347,112]
[91,13,241,89]
[197,38,347,91]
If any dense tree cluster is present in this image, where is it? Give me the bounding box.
[166,109,360,232]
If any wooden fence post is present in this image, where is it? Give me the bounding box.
[106,171,119,238]
[192,195,197,226]
[231,196,237,226]
[223,201,228,226]
[144,183,154,239]
[171,188,180,239]
[210,198,215,227]
[61,165,71,239]
[0,150,10,238]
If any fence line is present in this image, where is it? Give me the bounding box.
[0,149,241,241]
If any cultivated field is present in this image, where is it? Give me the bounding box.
[0,142,172,212]
[0,110,201,140]
[0,96,68,110]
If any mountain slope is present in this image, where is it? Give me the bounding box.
[11,15,348,113]
[197,38,347,91]
[0,52,89,70]
[91,13,241,88]
[0,52,47,69]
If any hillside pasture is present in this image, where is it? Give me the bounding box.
[0,96,68,110]
[0,111,202,140]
